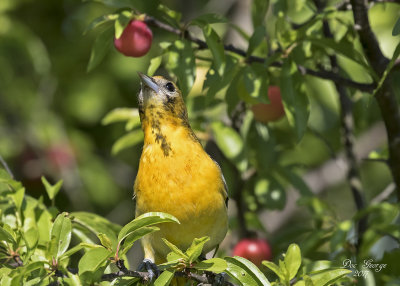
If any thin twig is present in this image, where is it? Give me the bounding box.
[143,15,375,92]
[101,259,236,285]
[351,0,400,200]
[0,154,14,179]
[313,0,367,252]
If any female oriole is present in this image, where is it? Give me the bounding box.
[134,73,228,279]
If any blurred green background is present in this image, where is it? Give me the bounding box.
[1,0,399,274]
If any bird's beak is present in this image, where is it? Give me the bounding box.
[138,72,160,93]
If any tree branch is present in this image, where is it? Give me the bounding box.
[314,0,367,252]
[350,0,400,199]
[101,259,236,285]
[0,154,14,179]
[143,15,375,92]
[337,0,400,11]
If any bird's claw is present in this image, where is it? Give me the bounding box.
[138,258,160,282]
[212,272,227,286]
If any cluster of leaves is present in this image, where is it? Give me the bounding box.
[0,169,353,285]
[85,0,400,219]
[86,0,400,284]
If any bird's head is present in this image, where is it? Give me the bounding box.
[137,73,187,123]
[137,73,198,151]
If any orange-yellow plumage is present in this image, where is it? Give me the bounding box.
[134,74,228,265]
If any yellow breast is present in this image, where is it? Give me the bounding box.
[134,122,228,258]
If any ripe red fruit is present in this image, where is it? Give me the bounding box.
[46,145,74,170]
[232,238,272,266]
[114,20,153,57]
[251,86,285,123]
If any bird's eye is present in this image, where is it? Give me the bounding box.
[165,82,175,92]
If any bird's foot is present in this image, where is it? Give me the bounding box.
[212,272,227,286]
[138,258,160,282]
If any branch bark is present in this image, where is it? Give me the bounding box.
[314,0,367,252]
[350,0,400,199]
[101,259,236,286]
[143,15,375,92]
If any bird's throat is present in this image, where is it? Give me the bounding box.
[141,108,199,157]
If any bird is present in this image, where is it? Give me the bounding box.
[134,73,228,280]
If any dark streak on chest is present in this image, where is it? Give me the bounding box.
[150,110,172,157]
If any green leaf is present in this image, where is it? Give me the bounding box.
[278,167,313,197]
[41,176,63,200]
[241,64,269,103]
[158,4,182,28]
[11,187,24,211]
[10,261,45,285]
[284,243,302,280]
[147,56,163,76]
[59,243,87,261]
[330,220,352,251]
[190,13,228,26]
[114,11,132,39]
[202,25,225,75]
[262,261,286,282]
[84,13,118,35]
[37,208,53,244]
[102,108,139,125]
[280,59,309,141]
[373,42,400,96]
[97,233,113,250]
[194,258,228,273]
[308,268,351,286]
[49,212,72,259]
[24,227,39,250]
[0,225,16,244]
[87,25,113,72]
[78,247,112,275]
[252,0,269,27]
[165,252,184,263]
[185,236,210,263]
[165,40,196,96]
[392,17,400,36]
[111,129,143,155]
[118,212,179,242]
[211,121,247,172]
[162,238,188,259]
[254,177,286,210]
[0,168,13,183]
[71,212,120,249]
[154,269,175,286]
[225,256,270,286]
[307,37,373,76]
[119,226,159,256]
[247,26,266,56]
[234,256,271,285]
